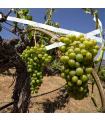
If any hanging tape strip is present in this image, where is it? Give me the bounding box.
[0,15,102,42]
[93,16,103,32]
[0,15,103,50]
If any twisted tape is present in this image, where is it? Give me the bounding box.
[0,15,103,50]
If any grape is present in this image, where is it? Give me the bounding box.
[85,67,93,74]
[60,37,65,42]
[72,76,78,82]
[79,44,85,49]
[94,45,100,50]
[79,34,84,38]
[76,36,80,41]
[59,34,100,100]
[60,56,65,62]
[28,68,32,72]
[64,38,70,44]
[65,69,70,74]
[93,40,97,45]
[74,48,81,54]
[78,87,84,92]
[38,54,42,58]
[69,53,76,59]
[70,34,76,41]
[83,41,88,47]
[31,91,34,94]
[66,75,71,81]
[76,54,83,62]
[68,59,75,67]
[68,49,74,53]
[65,84,68,88]
[80,38,85,43]
[75,62,80,68]
[60,46,66,52]
[64,56,69,62]
[76,80,82,86]
[86,52,92,59]
[80,75,87,82]
[85,38,90,41]
[61,66,65,72]
[70,46,74,50]
[66,35,71,39]
[92,49,98,56]
[76,67,83,76]
[81,49,87,55]
[35,89,38,93]
[65,52,69,56]
[61,73,66,78]
[68,81,74,87]
[69,70,76,77]
[88,41,94,48]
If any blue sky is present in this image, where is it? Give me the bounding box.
[0,8,105,59]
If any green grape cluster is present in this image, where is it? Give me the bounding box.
[59,34,100,100]
[20,44,52,94]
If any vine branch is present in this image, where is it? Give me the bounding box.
[0,9,12,22]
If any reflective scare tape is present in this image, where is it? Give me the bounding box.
[45,42,65,50]
[87,29,101,36]
[0,15,102,41]
[0,15,103,50]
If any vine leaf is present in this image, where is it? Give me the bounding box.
[82,8,91,14]
[90,8,95,15]
[10,8,15,11]
[18,10,23,14]
[52,8,57,13]
[22,9,30,16]
[44,15,46,21]
[28,16,33,21]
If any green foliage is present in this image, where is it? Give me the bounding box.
[12,8,60,65]
[82,8,98,18]
[51,59,63,70]
[10,8,33,36]
[13,8,33,20]
[44,8,59,28]
[98,68,105,82]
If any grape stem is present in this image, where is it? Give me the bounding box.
[91,79,101,112]
[94,43,105,64]
[91,93,101,112]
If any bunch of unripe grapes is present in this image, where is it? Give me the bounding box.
[59,34,100,100]
[20,44,52,94]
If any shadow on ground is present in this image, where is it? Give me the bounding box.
[42,89,70,113]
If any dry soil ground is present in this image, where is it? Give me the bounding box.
[0,69,104,113]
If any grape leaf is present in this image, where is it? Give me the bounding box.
[90,8,95,15]
[85,11,91,14]
[28,16,33,21]
[22,9,30,16]
[44,15,46,21]
[82,8,91,14]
